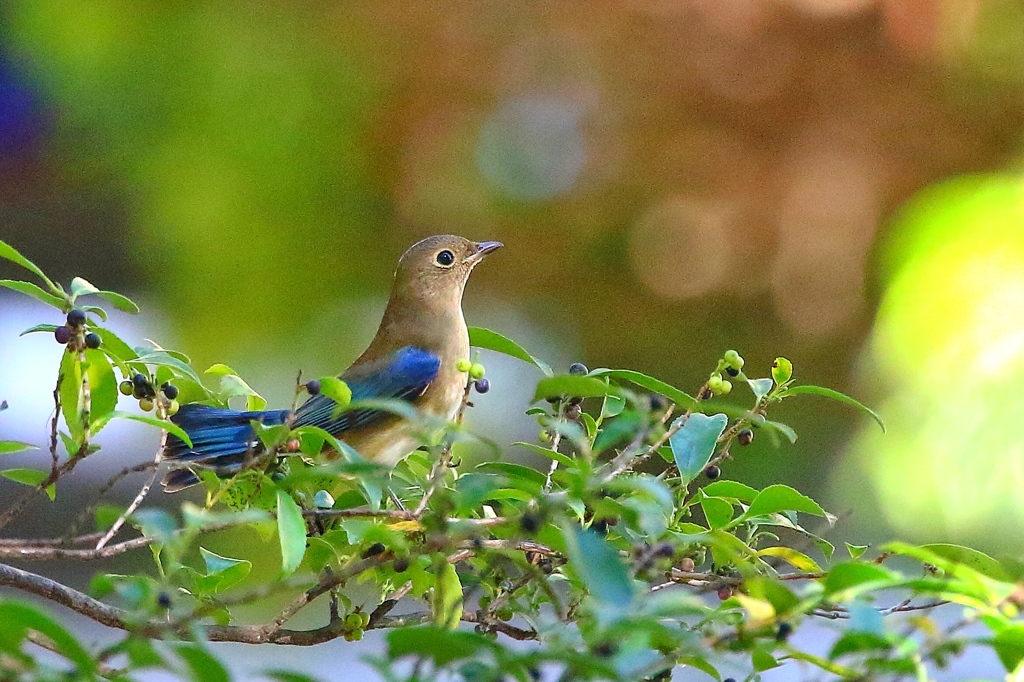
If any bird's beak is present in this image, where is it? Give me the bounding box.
[466,241,503,264]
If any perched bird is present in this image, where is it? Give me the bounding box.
[161,235,502,491]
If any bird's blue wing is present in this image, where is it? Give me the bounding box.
[293,346,440,434]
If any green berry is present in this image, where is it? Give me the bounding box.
[707,374,725,393]
[345,612,362,629]
[139,398,154,412]
[724,350,744,370]
[718,379,732,395]
[359,612,371,628]
[772,357,793,385]
[166,400,180,417]
[456,358,472,373]
[539,429,552,443]
[569,362,588,376]
[469,363,485,380]
[119,380,134,396]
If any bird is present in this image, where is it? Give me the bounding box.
[161,235,502,492]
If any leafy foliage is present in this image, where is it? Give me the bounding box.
[0,237,1019,682]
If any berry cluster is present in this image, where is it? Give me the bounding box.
[119,374,179,416]
[705,349,745,397]
[53,309,101,351]
[456,358,489,394]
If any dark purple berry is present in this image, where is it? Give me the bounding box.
[66,309,86,328]
[157,591,172,608]
[84,332,101,349]
[474,378,490,394]
[649,394,666,411]
[725,366,739,377]
[306,380,321,396]
[565,403,581,420]
[737,428,754,446]
[699,386,713,401]
[54,326,72,345]
[717,586,732,600]
[704,465,720,480]
[569,362,588,376]
[161,383,179,400]
[654,543,674,558]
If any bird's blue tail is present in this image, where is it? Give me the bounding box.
[162,404,290,491]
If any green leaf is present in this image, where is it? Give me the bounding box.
[700,495,734,529]
[782,384,885,432]
[747,377,774,402]
[668,413,728,484]
[90,411,192,447]
[993,624,1024,672]
[757,546,822,571]
[0,468,48,487]
[468,326,552,376]
[532,375,609,403]
[319,377,352,409]
[918,543,1011,582]
[677,657,719,680]
[0,280,65,309]
[198,547,252,593]
[173,643,230,682]
[588,368,696,409]
[70,277,100,297]
[513,441,574,467]
[95,290,140,313]
[0,441,37,455]
[0,239,57,291]
[85,349,118,423]
[387,626,493,666]
[431,561,463,629]
[823,562,897,596]
[600,393,625,419]
[19,323,59,336]
[276,489,307,577]
[763,420,797,444]
[702,480,758,502]
[744,484,829,520]
[752,648,780,671]
[135,349,205,387]
[846,543,870,560]
[0,601,94,671]
[561,525,634,610]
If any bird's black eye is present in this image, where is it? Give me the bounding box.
[435,250,455,266]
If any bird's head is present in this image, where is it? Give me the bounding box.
[393,235,502,304]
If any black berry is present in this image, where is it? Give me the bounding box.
[723,679,737,682]
[699,386,713,401]
[132,373,148,388]
[157,591,172,609]
[520,511,542,534]
[161,383,179,400]
[392,557,410,573]
[306,380,321,395]
[649,394,666,411]
[737,428,754,446]
[361,542,386,559]
[569,362,588,376]
[54,326,72,345]
[84,332,101,349]
[593,641,616,657]
[776,622,793,640]
[654,543,674,558]
[704,465,720,480]
[66,309,86,328]
[474,378,490,394]
[565,403,581,420]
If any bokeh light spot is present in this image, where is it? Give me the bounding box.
[844,174,1024,547]
[475,95,586,201]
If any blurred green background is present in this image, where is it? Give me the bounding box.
[3,0,1024,559]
